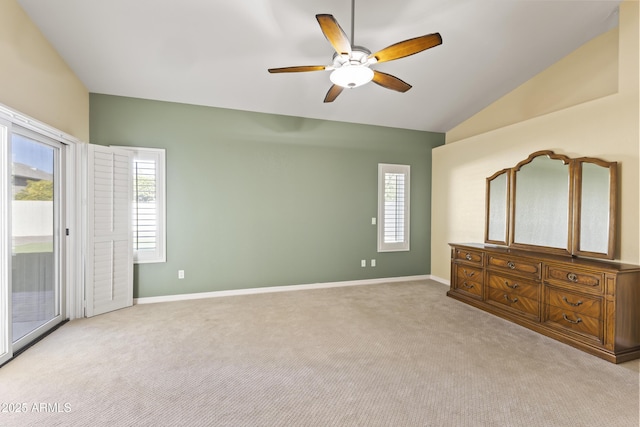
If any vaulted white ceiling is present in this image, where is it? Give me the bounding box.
[17,0,621,132]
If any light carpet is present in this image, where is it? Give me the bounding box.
[0,280,638,426]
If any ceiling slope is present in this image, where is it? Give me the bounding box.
[17,0,621,132]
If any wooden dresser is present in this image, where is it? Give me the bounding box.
[448,243,640,363]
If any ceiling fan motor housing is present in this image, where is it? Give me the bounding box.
[330,47,374,88]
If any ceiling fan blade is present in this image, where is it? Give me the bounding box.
[316,14,352,56]
[268,66,327,73]
[369,33,442,64]
[324,84,344,103]
[372,71,412,93]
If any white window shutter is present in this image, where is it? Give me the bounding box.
[111,146,166,264]
[378,163,410,252]
[85,145,133,317]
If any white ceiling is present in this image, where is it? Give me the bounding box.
[17,0,621,132]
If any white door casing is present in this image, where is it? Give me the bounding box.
[0,120,11,365]
[86,145,133,317]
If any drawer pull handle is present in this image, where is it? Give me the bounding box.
[562,314,582,324]
[506,261,516,269]
[462,269,476,278]
[462,281,475,289]
[562,296,583,307]
[465,253,473,261]
[566,273,578,282]
[503,294,519,303]
[505,281,519,289]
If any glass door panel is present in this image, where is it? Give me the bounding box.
[11,132,62,345]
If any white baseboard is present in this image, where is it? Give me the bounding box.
[429,275,450,286]
[134,275,433,305]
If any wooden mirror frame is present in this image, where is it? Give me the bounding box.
[572,157,617,259]
[485,150,617,259]
[484,169,510,246]
[510,151,573,256]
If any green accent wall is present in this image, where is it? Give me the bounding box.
[89,94,444,298]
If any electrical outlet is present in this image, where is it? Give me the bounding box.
[371,259,376,267]
[178,270,185,279]
[361,260,366,267]
[371,217,376,225]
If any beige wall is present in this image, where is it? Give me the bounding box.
[446,27,620,144]
[432,1,639,281]
[0,0,89,141]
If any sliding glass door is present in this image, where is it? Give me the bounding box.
[9,127,65,352]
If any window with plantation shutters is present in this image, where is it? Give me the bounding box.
[378,163,410,252]
[133,159,157,252]
[113,146,166,263]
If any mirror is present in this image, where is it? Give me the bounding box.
[485,170,509,245]
[574,159,617,257]
[485,150,617,259]
[512,153,570,252]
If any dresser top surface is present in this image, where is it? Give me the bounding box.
[450,243,640,273]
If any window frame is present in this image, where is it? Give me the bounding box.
[112,146,166,264]
[377,163,410,252]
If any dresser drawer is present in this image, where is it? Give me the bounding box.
[453,248,484,266]
[544,265,604,294]
[453,265,483,298]
[487,286,539,318]
[487,255,541,279]
[545,287,601,318]
[545,306,602,341]
[488,273,539,300]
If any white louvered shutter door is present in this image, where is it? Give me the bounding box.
[86,145,133,317]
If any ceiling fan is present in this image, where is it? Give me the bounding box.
[268,1,442,103]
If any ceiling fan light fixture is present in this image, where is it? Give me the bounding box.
[267,5,442,102]
[330,65,374,88]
